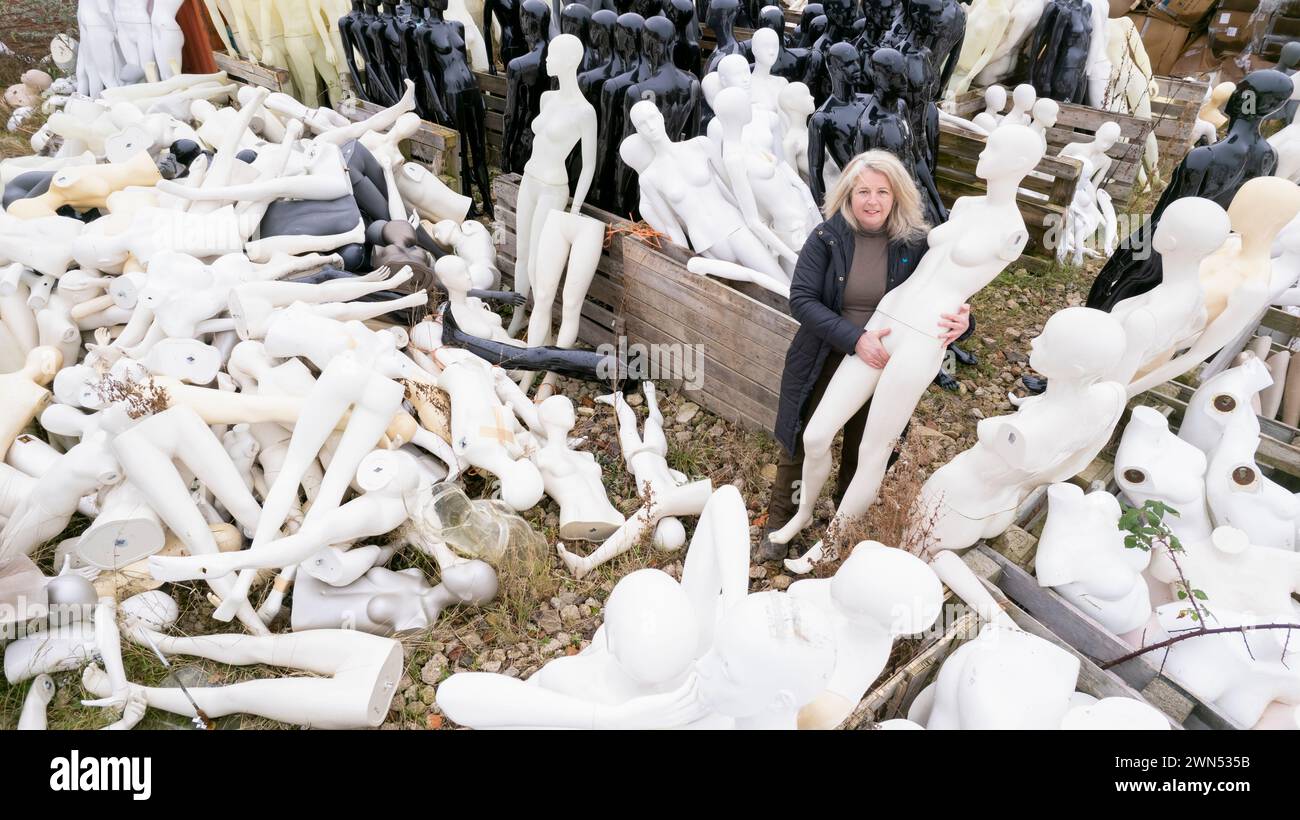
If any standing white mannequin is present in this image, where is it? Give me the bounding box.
[1082,0,1112,109]
[999,83,1036,127]
[150,0,186,79]
[78,0,124,96]
[1056,121,1120,266]
[778,82,816,186]
[507,33,597,336]
[114,0,160,82]
[768,125,1044,554]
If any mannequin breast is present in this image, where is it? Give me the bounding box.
[524,94,590,184]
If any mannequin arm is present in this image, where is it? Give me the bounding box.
[157,168,350,203]
[807,117,829,206]
[492,369,541,432]
[570,112,597,214]
[81,599,131,708]
[483,0,498,74]
[502,69,524,173]
[1106,306,1158,387]
[1126,298,1264,397]
[314,291,428,322]
[307,0,337,64]
[724,153,797,264]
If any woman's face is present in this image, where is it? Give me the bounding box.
[851,169,894,233]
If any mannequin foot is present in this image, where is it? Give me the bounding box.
[783,540,825,575]
[555,543,592,579]
[767,512,809,545]
[593,391,622,407]
[397,79,417,114]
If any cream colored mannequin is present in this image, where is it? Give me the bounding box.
[769,125,1044,555]
[0,213,84,278]
[435,256,522,345]
[947,0,1013,100]
[974,0,1048,88]
[1128,178,1300,397]
[1104,16,1158,187]
[0,347,60,460]
[5,151,161,219]
[1193,82,1235,145]
[0,151,96,187]
[268,0,343,106]
[398,163,472,224]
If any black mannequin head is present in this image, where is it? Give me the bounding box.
[428,0,449,13]
[799,2,824,30]
[561,2,591,38]
[1226,69,1294,121]
[1281,41,1300,72]
[822,0,858,29]
[806,15,828,46]
[520,0,552,45]
[642,15,676,66]
[706,0,739,31]
[634,0,664,17]
[757,4,784,34]
[827,41,862,89]
[351,0,364,12]
[869,47,907,100]
[906,0,943,37]
[665,0,695,29]
[363,0,380,13]
[613,12,646,59]
[588,9,618,57]
[169,139,203,166]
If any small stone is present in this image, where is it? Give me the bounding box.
[489,648,507,663]
[579,604,592,617]
[770,575,792,591]
[957,382,967,395]
[627,393,644,406]
[558,592,578,606]
[419,685,437,705]
[503,666,520,678]
[970,408,985,419]
[999,371,1013,382]
[982,336,997,346]
[556,631,572,645]
[462,632,484,650]
[749,565,767,580]
[560,604,581,623]
[398,673,415,693]
[537,610,563,634]
[584,598,600,608]
[577,406,595,416]
[481,660,503,673]
[760,463,778,482]
[1007,299,1018,309]
[1004,350,1028,364]
[1006,328,1021,340]
[974,388,987,398]
[541,639,562,654]
[420,653,449,685]
[675,402,700,424]
[389,694,406,714]
[674,431,691,444]
[427,714,445,730]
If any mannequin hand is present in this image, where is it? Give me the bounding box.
[595,674,707,729]
[103,689,148,730]
[325,46,337,64]
[937,303,971,346]
[855,328,891,369]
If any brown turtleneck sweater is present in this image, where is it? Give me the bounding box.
[841,227,889,329]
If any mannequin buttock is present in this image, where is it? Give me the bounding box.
[511,170,571,315]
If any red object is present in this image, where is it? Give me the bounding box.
[178,0,218,73]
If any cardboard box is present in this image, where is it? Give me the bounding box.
[1209,10,1257,56]
[1168,33,1215,76]
[1150,0,1217,27]
[1131,13,1194,75]
[1217,0,1261,11]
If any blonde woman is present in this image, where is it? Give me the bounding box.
[757,150,970,562]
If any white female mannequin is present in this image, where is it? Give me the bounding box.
[82,592,404,729]
[621,104,792,293]
[749,29,789,150]
[1082,0,1111,108]
[0,213,84,278]
[229,264,414,339]
[149,0,185,79]
[435,255,523,344]
[1127,177,1300,398]
[974,0,1048,88]
[791,541,945,730]
[1056,121,1120,265]
[531,395,624,541]
[778,82,816,186]
[905,307,1127,555]
[430,218,498,289]
[595,383,692,550]
[398,163,473,224]
[1104,197,1232,391]
[507,33,598,336]
[1114,406,1214,543]
[78,0,124,96]
[1029,97,1059,150]
[1204,409,1297,552]
[267,0,344,107]
[1035,483,1152,640]
[971,84,1007,133]
[114,0,159,81]
[519,209,605,395]
[999,83,1036,127]
[768,125,1045,554]
[1104,17,1157,184]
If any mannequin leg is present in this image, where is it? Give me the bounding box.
[521,214,603,391]
[507,178,570,337]
[458,93,494,217]
[768,357,882,545]
[718,230,791,282]
[600,392,646,456]
[282,36,322,111]
[687,257,791,298]
[245,219,367,261]
[311,46,345,108]
[678,485,749,643]
[312,80,417,147]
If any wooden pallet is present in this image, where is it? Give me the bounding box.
[473,70,507,171]
[935,121,1082,263]
[1150,75,1208,170]
[211,50,291,94]
[951,91,1154,208]
[334,97,461,188]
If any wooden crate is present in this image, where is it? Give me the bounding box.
[335,97,461,188]
[212,50,291,94]
[491,173,630,349]
[846,558,1182,728]
[1150,75,1209,170]
[935,121,1082,263]
[473,70,507,171]
[952,91,1154,207]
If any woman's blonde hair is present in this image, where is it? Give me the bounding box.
[822,150,930,243]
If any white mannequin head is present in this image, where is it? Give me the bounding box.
[603,569,699,685]
[694,592,836,718]
[434,255,474,295]
[629,101,672,149]
[546,33,584,77]
[1028,306,1126,381]
[1011,83,1036,112]
[830,542,943,636]
[752,28,780,70]
[713,85,754,128]
[717,53,752,92]
[778,81,815,121]
[120,590,181,629]
[1031,98,1059,129]
[1152,197,1231,260]
[619,131,655,172]
[984,84,1007,113]
[977,123,1046,180]
[1094,121,1121,151]
[537,394,577,436]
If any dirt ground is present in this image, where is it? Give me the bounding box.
[0,44,1116,729]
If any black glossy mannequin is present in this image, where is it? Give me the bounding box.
[746,4,822,85]
[573,9,619,196]
[417,0,495,216]
[361,0,401,103]
[1086,70,1293,311]
[617,16,701,215]
[501,0,554,175]
[855,0,900,52]
[633,0,664,17]
[593,12,645,209]
[896,41,945,222]
[440,307,620,383]
[561,3,599,72]
[377,2,409,107]
[1265,41,1300,125]
[1029,0,1092,104]
[702,0,744,75]
[883,0,965,100]
[484,0,527,74]
[852,49,914,172]
[807,42,870,206]
[809,0,861,103]
[337,0,370,99]
[404,0,448,123]
[794,4,824,47]
[665,0,701,77]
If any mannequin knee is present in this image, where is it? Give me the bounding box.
[802,423,834,457]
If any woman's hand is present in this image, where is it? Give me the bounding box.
[856,328,891,369]
[937,304,971,347]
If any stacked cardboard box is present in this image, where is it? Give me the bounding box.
[1208,0,1261,57]
[1128,12,1195,74]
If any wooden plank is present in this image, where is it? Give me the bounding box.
[212,51,289,93]
[978,545,1244,729]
